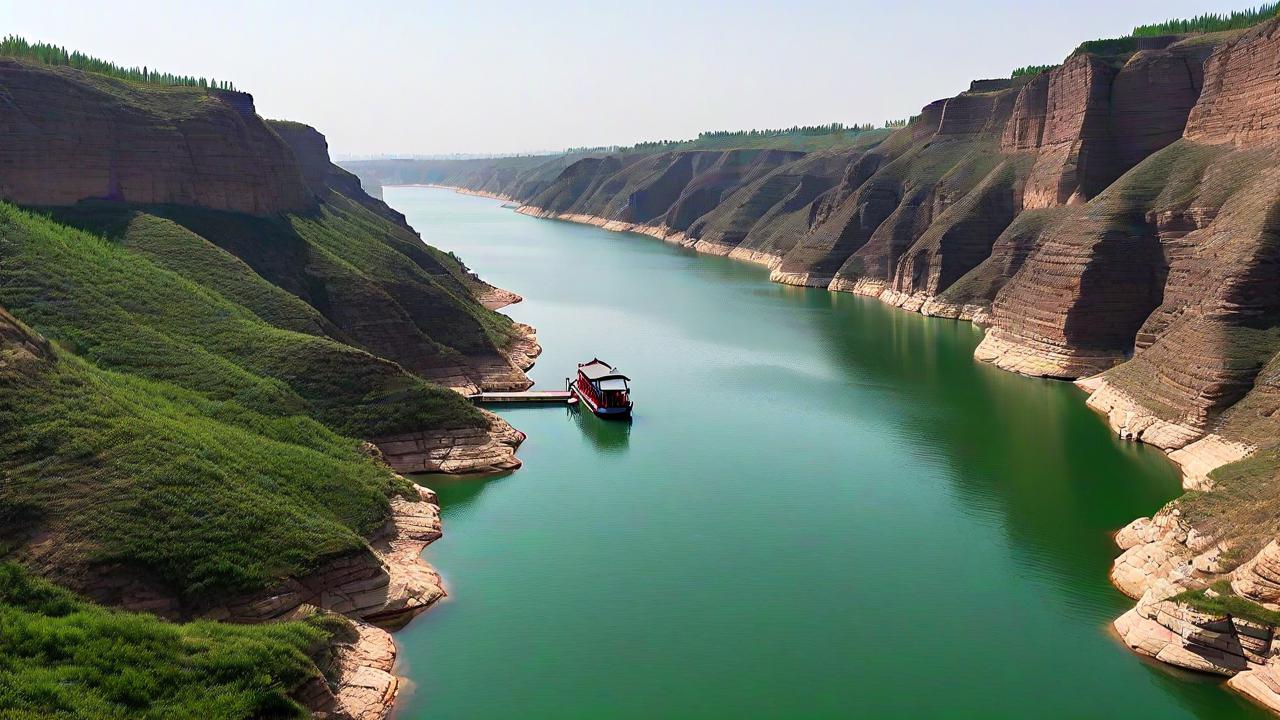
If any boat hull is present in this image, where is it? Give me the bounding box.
[570,384,633,419]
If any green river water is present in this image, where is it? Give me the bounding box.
[385,186,1265,719]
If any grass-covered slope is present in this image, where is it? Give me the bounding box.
[0,298,412,603]
[0,203,484,439]
[0,563,340,719]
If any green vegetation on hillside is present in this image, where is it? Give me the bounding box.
[0,563,341,718]
[1,203,484,441]
[1132,2,1278,36]
[1076,2,1279,56]
[566,123,892,155]
[0,35,236,90]
[287,192,520,354]
[0,334,412,600]
[0,43,520,719]
[1172,580,1280,626]
[1011,64,1056,78]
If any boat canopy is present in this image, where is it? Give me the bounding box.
[579,358,630,382]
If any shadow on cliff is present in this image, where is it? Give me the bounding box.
[42,198,514,381]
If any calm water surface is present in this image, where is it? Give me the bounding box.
[384,187,1264,719]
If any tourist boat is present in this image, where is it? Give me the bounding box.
[569,358,633,418]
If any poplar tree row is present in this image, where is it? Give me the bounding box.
[1131,2,1279,36]
[0,35,237,91]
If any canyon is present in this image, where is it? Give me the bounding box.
[347,17,1280,716]
[2,7,1280,719]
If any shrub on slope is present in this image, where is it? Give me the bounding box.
[0,563,340,718]
[0,336,412,601]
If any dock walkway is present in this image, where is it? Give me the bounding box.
[470,390,574,405]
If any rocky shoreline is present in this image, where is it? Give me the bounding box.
[189,482,449,719]
[337,293,538,717]
[334,287,538,717]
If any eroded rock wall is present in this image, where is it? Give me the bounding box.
[0,59,312,215]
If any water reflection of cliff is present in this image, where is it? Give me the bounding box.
[568,404,631,453]
[809,292,1179,588]
[803,292,1233,718]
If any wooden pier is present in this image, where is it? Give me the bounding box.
[470,390,575,405]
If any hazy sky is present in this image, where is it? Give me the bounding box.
[5,0,1254,156]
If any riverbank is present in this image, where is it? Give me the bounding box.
[350,289,538,717]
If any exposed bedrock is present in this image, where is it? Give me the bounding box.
[886,160,1025,304]
[1113,579,1256,676]
[936,86,1019,137]
[975,208,1166,378]
[1111,522,1280,713]
[189,121,537,395]
[528,155,627,215]
[0,59,312,215]
[1002,73,1051,151]
[1011,42,1206,210]
[1019,54,1119,208]
[1234,541,1280,604]
[300,619,404,720]
[688,151,851,264]
[269,119,413,227]
[976,128,1277,382]
[0,306,52,370]
[1110,49,1203,169]
[374,409,525,476]
[1185,20,1280,146]
[772,169,898,287]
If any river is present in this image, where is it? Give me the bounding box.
[384,186,1265,719]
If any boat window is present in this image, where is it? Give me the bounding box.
[599,378,628,391]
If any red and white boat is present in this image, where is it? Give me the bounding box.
[569,358,633,419]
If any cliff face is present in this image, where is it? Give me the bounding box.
[1184,21,1280,145]
[0,59,312,215]
[351,18,1280,711]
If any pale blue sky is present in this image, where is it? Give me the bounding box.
[5,0,1256,155]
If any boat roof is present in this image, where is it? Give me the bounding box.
[578,358,630,381]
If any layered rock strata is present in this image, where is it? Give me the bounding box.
[307,620,404,720]
[374,410,526,475]
[0,59,312,215]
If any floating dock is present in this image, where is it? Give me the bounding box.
[470,390,574,405]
